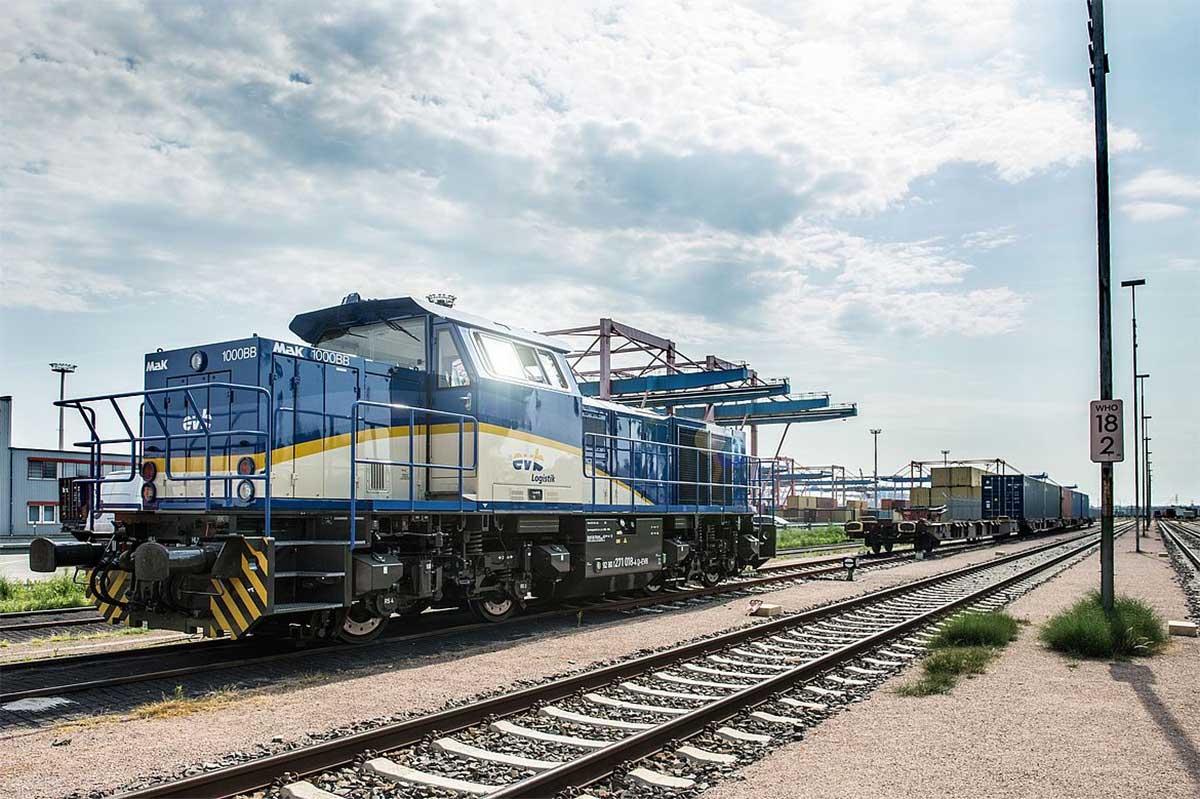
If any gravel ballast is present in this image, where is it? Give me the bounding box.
[707,527,1200,799]
[0,532,1083,798]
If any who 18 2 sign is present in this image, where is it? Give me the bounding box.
[1089,399,1124,463]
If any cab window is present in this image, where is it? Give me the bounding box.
[317,318,425,370]
[435,329,470,388]
[474,332,567,389]
[537,350,568,388]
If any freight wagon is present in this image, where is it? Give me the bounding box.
[30,295,776,643]
[981,475,1091,532]
[853,473,1091,553]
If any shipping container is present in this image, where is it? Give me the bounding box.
[932,466,990,487]
[982,474,1060,520]
[942,496,981,521]
[1071,490,1089,519]
[909,487,931,506]
[930,467,954,487]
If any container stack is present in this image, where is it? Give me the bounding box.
[910,466,991,521]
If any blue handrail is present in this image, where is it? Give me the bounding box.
[348,400,479,548]
[57,383,274,535]
[582,431,775,515]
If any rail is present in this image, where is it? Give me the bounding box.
[348,400,479,547]
[582,431,776,514]
[56,383,274,533]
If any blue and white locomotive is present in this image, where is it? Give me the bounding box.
[32,295,775,642]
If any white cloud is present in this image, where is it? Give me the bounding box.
[1121,201,1190,222]
[1167,257,1199,272]
[0,258,133,312]
[961,226,1018,251]
[1120,169,1200,201]
[0,0,1136,351]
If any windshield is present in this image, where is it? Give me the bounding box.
[474,331,569,389]
[318,318,426,369]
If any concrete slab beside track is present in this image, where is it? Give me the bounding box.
[705,524,1200,799]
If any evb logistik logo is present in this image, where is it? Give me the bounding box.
[513,449,557,484]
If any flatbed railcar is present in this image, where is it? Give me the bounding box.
[30,295,776,643]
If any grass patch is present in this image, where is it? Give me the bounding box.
[776,525,848,549]
[129,685,242,721]
[1039,591,1167,659]
[0,573,90,612]
[897,611,1019,697]
[0,573,90,613]
[932,611,1020,648]
[29,627,149,646]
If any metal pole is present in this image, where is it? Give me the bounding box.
[1137,374,1149,534]
[870,429,881,510]
[1122,280,1145,551]
[1088,0,1115,610]
[58,371,66,450]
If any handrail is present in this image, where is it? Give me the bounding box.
[348,400,479,548]
[56,382,274,535]
[582,431,775,514]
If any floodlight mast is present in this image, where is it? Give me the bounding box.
[49,363,77,450]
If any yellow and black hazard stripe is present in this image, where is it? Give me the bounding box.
[207,537,271,639]
[85,568,131,626]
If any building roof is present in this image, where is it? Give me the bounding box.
[290,295,569,353]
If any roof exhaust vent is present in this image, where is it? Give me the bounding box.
[341,292,362,305]
[426,293,456,308]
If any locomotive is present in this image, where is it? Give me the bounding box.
[31,295,775,642]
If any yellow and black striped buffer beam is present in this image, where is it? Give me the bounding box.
[207,537,272,639]
[85,568,131,626]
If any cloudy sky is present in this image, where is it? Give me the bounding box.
[2,1,1196,505]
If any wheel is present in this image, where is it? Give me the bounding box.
[642,577,665,596]
[870,542,882,555]
[469,594,515,623]
[699,566,723,588]
[335,602,389,644]
[883,540,894,553]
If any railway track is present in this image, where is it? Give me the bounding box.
[1160,520,1200,572]
[0,530,1075,707]
[116,526,1116,799]
[0,605,103,637]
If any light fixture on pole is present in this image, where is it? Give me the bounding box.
[941,449,950,466]
[1121,279,1145,551]
[49,363,77,451]
[870,429,882,510]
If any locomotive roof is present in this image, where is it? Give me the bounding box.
[289,296,570,353]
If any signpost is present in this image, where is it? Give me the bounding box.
[1087,0,1117,611]
[1089,399,1125,463]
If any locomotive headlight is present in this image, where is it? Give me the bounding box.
[140,481,157,505]
[140,460,158,482]
[236,456,255,476]
[189,350,208,372]
[236,479,255,503]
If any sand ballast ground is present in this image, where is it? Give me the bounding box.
[708,527,1200,799]
[0,534,1080,799]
